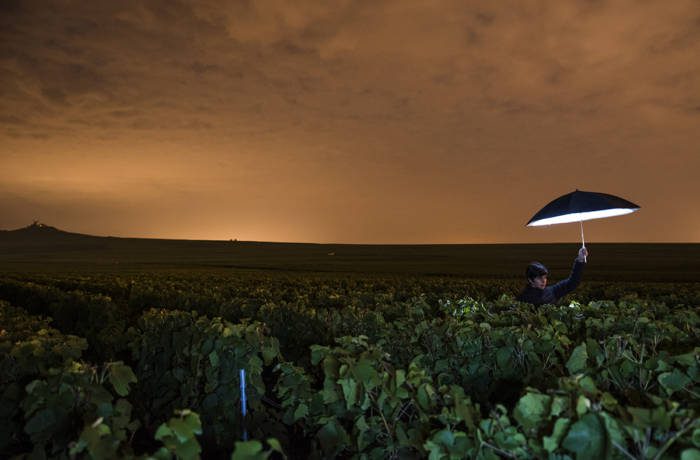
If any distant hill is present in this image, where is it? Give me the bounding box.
[0,221,99,243]
[1,222,699,280]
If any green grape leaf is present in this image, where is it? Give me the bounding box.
[566,343,588,375]
[543,418,570,452]
[231,440,263,460]
[293,403,308,421]
[108,362,138,397]
[514,392,551,432]
[562,413,604,460]
[266,438,284,455]
[682,449,700,460]
[24,408,57,435]
[658,369,691,394]
[175,438,202,459]
[338,377,358,409]
[209,351,219,367]
[317,420,349,457]
[353,358,378,386]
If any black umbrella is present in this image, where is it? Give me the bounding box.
[526,189,640,260]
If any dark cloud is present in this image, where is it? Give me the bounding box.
[41,87,70,105]
[0,115,26,125]
[189,61,223,74]
[109,109,141,118]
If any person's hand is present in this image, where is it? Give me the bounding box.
[577,246,588,262]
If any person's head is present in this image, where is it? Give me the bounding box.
[526,261,548,289]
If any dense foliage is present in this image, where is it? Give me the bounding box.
[0,271,699,459]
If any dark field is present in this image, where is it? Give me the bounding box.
[1,224,699,281]
[2,224,700,458]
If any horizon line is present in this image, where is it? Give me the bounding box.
[2,223,698,246]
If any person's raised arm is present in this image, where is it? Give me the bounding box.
[551,247,588,299]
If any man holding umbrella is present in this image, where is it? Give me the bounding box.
[516,247,588,305]
[518,189,640,305]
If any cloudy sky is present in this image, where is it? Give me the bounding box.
[1,0,699,243]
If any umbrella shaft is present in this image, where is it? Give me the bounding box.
[580,221,587,263]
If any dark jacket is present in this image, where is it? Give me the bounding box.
[517,260,585,305]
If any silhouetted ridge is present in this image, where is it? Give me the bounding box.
[0,222,98,244]
[18,221,66,234]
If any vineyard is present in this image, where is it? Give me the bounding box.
[1,270,699,459]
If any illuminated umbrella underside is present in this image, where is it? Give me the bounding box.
[526,190,640,228]
[527,208,638,226]
[525,190,640,262]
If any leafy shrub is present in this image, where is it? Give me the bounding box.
[127,309,281,452]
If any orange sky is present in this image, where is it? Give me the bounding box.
[1,1,699,243]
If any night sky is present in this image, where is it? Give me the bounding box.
[2,1,699,243]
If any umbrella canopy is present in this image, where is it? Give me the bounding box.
[526,190,640,227]
[526,190,640,262]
